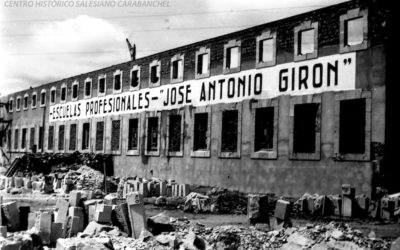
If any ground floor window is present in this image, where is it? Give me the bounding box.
[69,124,76,151]
[293,103,319,154]
[58,125,65,150]
[95,121,104,151]
[82,123,90,150]
[21,128,27,149]
[128,118,139,151]
[254,107,274,152]
[221,110,238,153]
[193,113,208,151]
[30,127,35,150]
[168,114,182,154]
[146,117,159,152]
[14,129,19,150]
[48,126,54,150]
[111,120,121,152]
[38,126,43,150]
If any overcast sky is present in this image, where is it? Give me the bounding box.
[0,0,348,96]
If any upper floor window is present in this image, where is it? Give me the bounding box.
[98,75,106,96]
[60,84,67,103]
[340,8,368,53]
[113,70,122,93]
[8,98,13,112]
[84,78,92,98]
[50,87,56,104]
[170,54,184,83]
[256,30,277,68]
[31,92,37,108]
[40,90,46,107]
[23,94,29,110]
[223,39,241,74]
[130,66,140,90]
[149,60,161,87]
[294,21,318,61]
[72,81,79,101]
[195,47,210,79]
[16,96,21,111]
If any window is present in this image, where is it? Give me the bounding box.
[191,107,211,158]
[81,123,90,150]
[113,70,122,93]
[21,128,27,149]
[8,98,13,112]
[256,30,277,68]
[95,121,104,151]
[289,95,321,160]
[171,54,184,83]
[38,126,43,150]
[294,21,318,61]
[50,87,56,104]
[40,90,46,106]
[58,125,65,150]
[84,78,92,98]
[72,81,79,100]
[60,85,67,102]
[149,60,161,87]
[69,124,77,151]
[167,112,183,156]
[128,118,139,151]
[195,47,210,79]
[7,130,11,150]
[223,40,241,74]
[98,75,106,96]
[145,113,160,155]
[48,126,54,150]
[16,96,21,111]
[219,108,242,158]
[14,129,19,150]
[30,127,35,150]
[23,94,28,110]
[340,8,368,53]
[130,66,140,90]
[334,91,371,161]
[251,99,279,159]
[111,120,121,152]
[31,93,37,108]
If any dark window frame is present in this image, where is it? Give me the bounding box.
[145,112,161,156]
[340,8,368,53]
[81,122,90,151]
[191,106,211,158]
[130,66,141,90]
[111,119,122,155]
[127,114,140,156]
[223,39,241,74]
[294,21,318,61]
[95,120,105,152]
[219,104,242,158]
[195,46,211,79]
[256,29,277,68]
[47,125,54,151]
[167,110,184,157]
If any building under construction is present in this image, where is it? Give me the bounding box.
[0,0,396,197]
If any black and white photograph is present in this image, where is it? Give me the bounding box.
[0,0,398,249]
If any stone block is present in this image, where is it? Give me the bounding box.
[331,195,342,216]
[113,203,132,236]
[38,212,52,245]
[14,177,23,188]
[68,207,84,231]
[138,183,148,198]
[6,177,15,188]
[51,222,63,245]
[23,178,32,189]
[166,185,172,197]
[159,182,167,196]
[180,184,190,197]
[247,194,269,224]
[55,199,69,224]
[153,183,160,197]
[19,206,30,230]
[356,195,370,217]
[0,225,7,237]
[64,216,82,237]
[126,192,147,239]
[2,201,20,231]
[53,178,62,190]
[274,200,291,220]
[32,181,43,191]
[94,204,112,223]
[381,197,396,220]
[28,212,38,230]
[341,184,355,198]
[88,205,96,223]
[147,182,155,196]
[69,191,82,207]
[342,195,353,217]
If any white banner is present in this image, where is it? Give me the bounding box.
[49,53,356,122]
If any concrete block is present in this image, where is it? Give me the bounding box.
[247,194,269,224]
[342,195,353,217]
[94,204,112,223]
[274,200,291,220]
[69,191,82,207]
[64,216,82,237]
[69,207,84,232]
[147,182,155,197]
[55,199,69,224]
[126,192,147,239]
[0,177,6,189]
[138,183,148,198]
[0,225,7,237]
[6,177,15,188]
[356,195,369,217]
[28,212,38,230]
[381,197,396,220]
[171,184,178,197]
[2,201,20,231]
[153,183,160,197]
[113,203,132,236]
[180,184,190,197]
[331,196,342,216]
[51,222,63,245]
[14,177,23,188]
[88,205,96,223]
[166,185,172,197]
[53,178,62,190]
